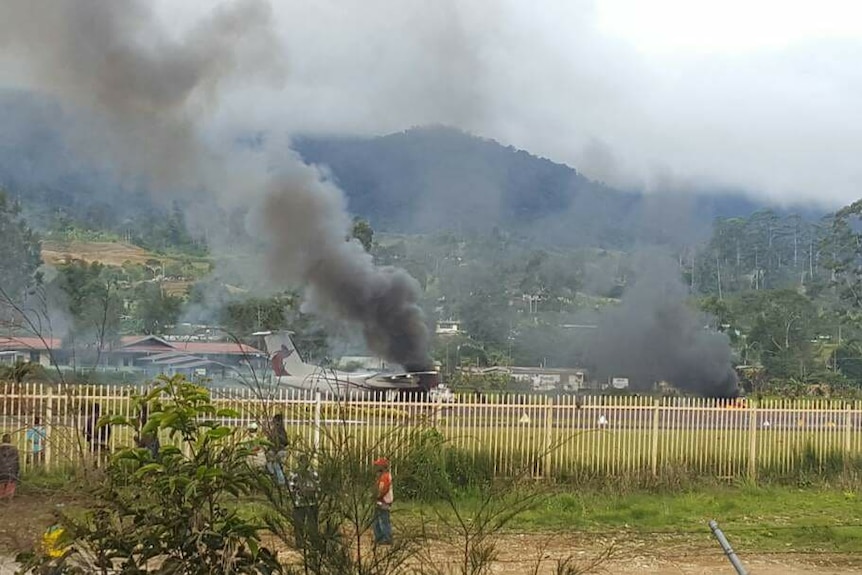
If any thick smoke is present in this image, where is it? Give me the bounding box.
[0,0,283,188]
[589,252,739,397]
[0,0,432,370]
[259,158,431,370]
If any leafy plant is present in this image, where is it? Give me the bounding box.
[17,374,282,574]
[258,413,428,575]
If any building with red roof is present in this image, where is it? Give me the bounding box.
[0,334,267,381]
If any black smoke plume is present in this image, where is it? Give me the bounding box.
[588,252,739,397]
[258,157,432,370]
[1,0,432,370]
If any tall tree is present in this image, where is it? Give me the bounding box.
[351,217,374,252]
[0,189,42,304]
[744,289,821,379]
[133,283,182,335]
[220,296,290,337]
[53,261,123,359]
[823,199,862,311]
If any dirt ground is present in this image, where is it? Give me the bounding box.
[2,495,860,574]
[466,533,862,574]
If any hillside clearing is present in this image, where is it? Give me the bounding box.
[41,240,163,267]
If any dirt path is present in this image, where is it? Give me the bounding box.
[476,533,861,574]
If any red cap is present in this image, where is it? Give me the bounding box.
[373,457,389,467]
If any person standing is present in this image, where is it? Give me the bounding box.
[287,454,320,548]
[26,415,46,466]
[0,433,20,499]
[265,413,288,485]
[134,404,160,459]
[372,457,393,545]
[85,403,112,468]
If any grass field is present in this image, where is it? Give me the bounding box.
[3,477,862,571]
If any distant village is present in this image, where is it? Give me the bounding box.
[0,319,634,393]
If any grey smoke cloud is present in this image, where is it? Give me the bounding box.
[147,0,859,207]
[0,0,433,369]
[589,251,739,397]
[5,1,858,208]
[0,0,284,188]
[259,156,431,369]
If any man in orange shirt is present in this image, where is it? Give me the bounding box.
[372,457,393,545]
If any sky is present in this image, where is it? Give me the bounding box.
[5,0,862,207]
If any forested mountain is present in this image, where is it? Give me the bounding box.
[0,89,824,251]
[293,126,823,248]
[0,91,206,255]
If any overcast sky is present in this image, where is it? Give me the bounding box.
[6,0,862,207]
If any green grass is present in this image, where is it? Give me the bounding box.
[8,470,862,556]
[401,484,862,553]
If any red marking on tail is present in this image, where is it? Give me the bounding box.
[271,345,294,377]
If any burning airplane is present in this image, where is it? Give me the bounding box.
[258,331,438,397]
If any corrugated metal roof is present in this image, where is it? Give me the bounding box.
[118,336,263,356]
[0,337,62,351]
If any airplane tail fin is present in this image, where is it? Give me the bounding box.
[260,331,310,378]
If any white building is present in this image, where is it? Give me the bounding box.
[435,320,461,336]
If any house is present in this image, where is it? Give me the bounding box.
[0,334,267,380]
[102,336,267,378]
[435,320,461,336]
[0,337,62,368]
[508,366,588,392]
[459,365,590,392]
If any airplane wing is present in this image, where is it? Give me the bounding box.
[360,370,438,392]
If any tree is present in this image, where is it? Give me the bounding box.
[836,340,862,384]
[448,263,512,350]
[744,290,821,379]
[0,188,42,305]
[351,217,374,252]
[823,199,862,311]
[132,283,182,335]
[52,261,123,359]
[220,295,291,337]
[696,212,825,296]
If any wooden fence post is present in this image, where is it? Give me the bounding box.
[844,404,853,469]
[650,399,660,477]
[747,405,757,482]
[313,391,322,460]
[45,386,54,470]
[542,395,554,479]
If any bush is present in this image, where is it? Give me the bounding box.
[443,448,495,490]
[396,427,450,501]
[17,374,281,574]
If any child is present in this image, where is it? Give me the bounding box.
[372,457,393,545]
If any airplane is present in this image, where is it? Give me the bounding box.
[255,331,439,398]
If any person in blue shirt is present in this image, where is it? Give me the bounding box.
[26,415,46,465]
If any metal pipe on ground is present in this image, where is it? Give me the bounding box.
[709,519,748,575]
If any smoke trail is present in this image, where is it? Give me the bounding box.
[0,0,283,188]
[259,158,431,369]
[1,0,432,370]
[589,252,739,397]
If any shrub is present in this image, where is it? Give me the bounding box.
[17,374,281,574]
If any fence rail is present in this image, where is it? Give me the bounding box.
[2,382,861,480]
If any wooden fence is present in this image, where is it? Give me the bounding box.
[2,382,862,481]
